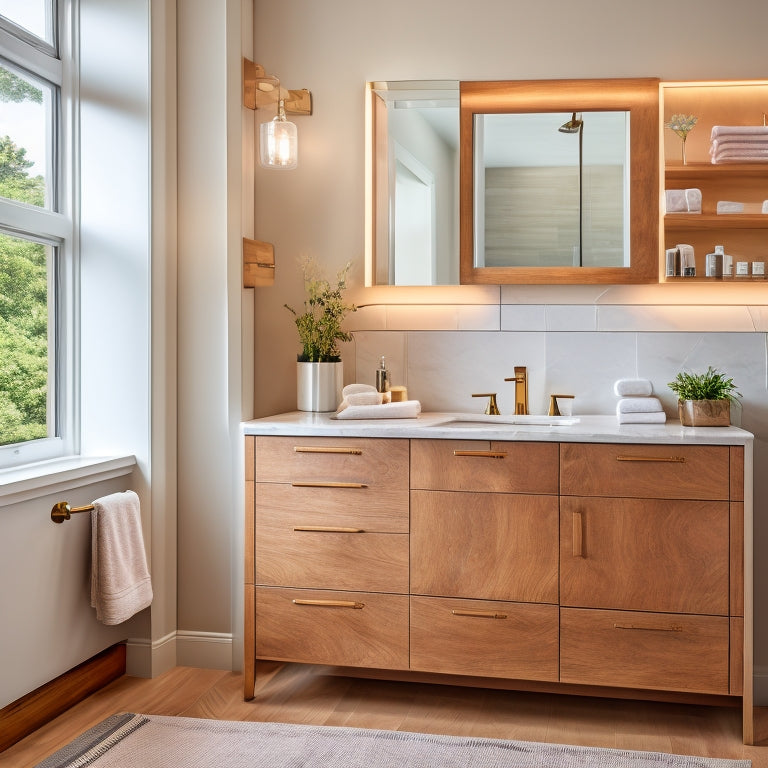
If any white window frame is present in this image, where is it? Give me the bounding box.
[0,1,78,469]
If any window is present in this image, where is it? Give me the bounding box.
[0,1,75,467]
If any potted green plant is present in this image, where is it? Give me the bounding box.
[668,366,741,426]
[285,259,356,412]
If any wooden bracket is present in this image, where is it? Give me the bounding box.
[243,237,275,288]
[242,58,312,116]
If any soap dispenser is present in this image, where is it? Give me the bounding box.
[375,356,391,402]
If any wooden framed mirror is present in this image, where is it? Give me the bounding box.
[459,78,660,284]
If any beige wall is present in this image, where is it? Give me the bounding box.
[250,0,768,698]
[252,0,768,416]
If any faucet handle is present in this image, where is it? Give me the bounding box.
[548,394,575,416]
[472,392,500,416]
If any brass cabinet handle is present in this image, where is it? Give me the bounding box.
[572,511,584,558]
[292,599,365,609]
[613,623,683,632]
[294,446,362,455]
[616,455,686,463]
[451,609,508,619]
[293,525,364,533]
[453,450,507,459]
[291,481,368,488]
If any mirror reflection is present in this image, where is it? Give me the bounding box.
[369,81,459,286]
[474,111,630,270]
[367,78,658,286]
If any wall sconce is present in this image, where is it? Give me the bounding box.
[243,59,312,171]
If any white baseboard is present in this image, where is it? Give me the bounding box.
[176,630,234,670]
[125,631,176,678]
[125,630,233,678]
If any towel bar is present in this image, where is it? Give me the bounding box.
[51,501,94,524]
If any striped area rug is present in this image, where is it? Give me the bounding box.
[36,713,751,768]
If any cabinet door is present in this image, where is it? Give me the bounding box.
[561,497,729,615]
[411,490,558,603]
[411,596,559,681]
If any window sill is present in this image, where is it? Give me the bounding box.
[0,455,137,508]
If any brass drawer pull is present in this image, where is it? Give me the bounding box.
[293,599,365,609]
[453,450,508,459]
[616,455,686,463]
[613,622,683,632]
[294,446,362,455]
[572,511,584,558]
[452,609,508,620]
[291,481,368,489]
[293,525,364,533]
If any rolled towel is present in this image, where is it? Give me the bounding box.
[685,188,702,213]
[336,383,383,413]
[664,189,687,213]
[617,397,664,414]
[333,400,421,420]
[617,410,667,425]
[613,378,653,397]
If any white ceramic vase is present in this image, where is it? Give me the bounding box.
[296,361,343,412]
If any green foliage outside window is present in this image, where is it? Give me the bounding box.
[0,70,49,446]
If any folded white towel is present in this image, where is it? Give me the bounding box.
[613,378,653,397]
[617,410,667,424]
[617,397,664,414]
[717,201,745,214]
[763,200,768,214]
[333,400,421,420]
[91,491,153,626]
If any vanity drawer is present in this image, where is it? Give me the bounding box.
[560,607,730,694]
[560,496,729,615]
[410,596,559,681]
[410,439,558,494]
[256,505,408,593]
[255,436,409,489]
[411,490,558,603]
[254,482,408,533]
[255,587,409,670]
[560,443,730,500]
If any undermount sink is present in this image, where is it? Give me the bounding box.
[431,413,580,427]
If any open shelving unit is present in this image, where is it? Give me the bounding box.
[661,81,768,283]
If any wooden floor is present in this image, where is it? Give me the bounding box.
[3,662,768,766]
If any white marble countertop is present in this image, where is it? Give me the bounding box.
[242,411,753,445]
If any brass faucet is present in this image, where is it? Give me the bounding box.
[504,367,528,415]
[472,392,500,415]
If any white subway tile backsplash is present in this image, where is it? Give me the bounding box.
[545,305,597,332]
[598,305,756,332]
[500,304,546,331]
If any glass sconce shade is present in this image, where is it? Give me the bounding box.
[260,109,298,170]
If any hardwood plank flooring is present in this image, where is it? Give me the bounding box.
[2,662,767,767]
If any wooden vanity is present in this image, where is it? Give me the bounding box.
[242,415,753,742]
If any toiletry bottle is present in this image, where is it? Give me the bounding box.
[375,356,391,402]
[705,245,724,277]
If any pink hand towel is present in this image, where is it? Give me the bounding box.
[91,490,153,625]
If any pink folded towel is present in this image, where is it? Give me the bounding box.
[91,490,153,625]
[711,125,768,139]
